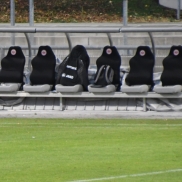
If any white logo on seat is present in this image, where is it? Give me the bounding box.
[62,73,66,77]
[173,49,179,56]
[140,50,145,56]
[62,73,74,79]
[41,50,47,56]
[11,49,16,55]
[66,65,77,70]
[106,48,112,55]
[66,75,74,79]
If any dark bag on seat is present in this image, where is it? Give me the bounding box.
[92,65,114,88]
[56,45,90,91]
[92,46,121,90]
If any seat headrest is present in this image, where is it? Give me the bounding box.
[135,46,154,58]
[37,45,55,59]
[102,46,121,59]
[69,45,87,58]
[168,45,182,57]
[7,46,25,59]
[71,45,86,53]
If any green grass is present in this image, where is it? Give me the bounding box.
[0,118,182,182]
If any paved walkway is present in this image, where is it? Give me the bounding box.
[1,110,182,119]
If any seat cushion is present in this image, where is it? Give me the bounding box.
[160,45,182,86]
[88,84,116,93]
[153,85,182,93]
[0,83,21,92]
[121,85,150,93]
[56,84,83,92]
[95,46,121,88]
[30,46,56,85]
[23,84,52,92]
[125,46,154,86]
[0,46,25,84]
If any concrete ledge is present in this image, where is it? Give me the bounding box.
[1,110,182,119]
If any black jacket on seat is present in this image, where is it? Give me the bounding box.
[56,45,90,91]
[125,46,155,86]
[30,45,56,85]
[161,45,182,86]
[0,46,25,83]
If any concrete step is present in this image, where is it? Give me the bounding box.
[0,34,179,62]
[1,33,182,44]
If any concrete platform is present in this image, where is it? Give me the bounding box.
[1,110,182,119]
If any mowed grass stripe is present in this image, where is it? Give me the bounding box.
[1,122,182,126]
[0,118,182,182]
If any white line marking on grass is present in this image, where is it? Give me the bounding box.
[1,123,182,127]
[68,169,182,182]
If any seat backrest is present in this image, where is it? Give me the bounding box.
[125,46,155,86]
[96,46,121,88]
[161,45,182,86]
[30,45,56,85]
[0,46,25,83]
[56,45,90,91]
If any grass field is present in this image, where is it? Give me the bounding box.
[0,118,182,182]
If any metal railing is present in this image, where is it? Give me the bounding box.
[0,25,182,68]
[0,26,121,70]
[177,0,181,19]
